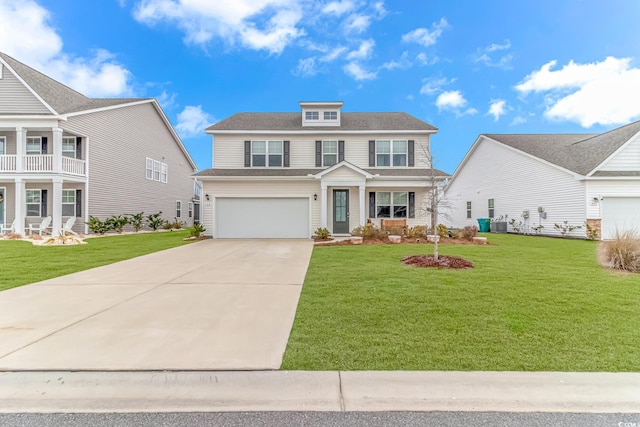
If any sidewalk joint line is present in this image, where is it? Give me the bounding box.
[338,371,345,412]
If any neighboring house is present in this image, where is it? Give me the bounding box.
[0,52,199,236]
[196,101,449,238]
[444,120,640,239]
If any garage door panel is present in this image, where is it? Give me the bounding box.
[216,198,309,238]
[602,197,640,240]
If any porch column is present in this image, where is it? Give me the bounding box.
[14,178,25,236]
[52,177,63,236]
[52,127,63,173]
[84,136,90,234]
[15,127,24,173]
[320,184,328,228]
[359,185,366,226]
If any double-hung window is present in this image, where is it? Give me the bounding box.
[324,111,337,120]
[376,140,408,167]
[322,140,338,167]
[252,141,282,167]
[153,160,161,181]
[488,199,495,218]
[160,163,168,183]
[62,190,75,216]
[146,158,153,180]
[26,190,41,217]
[466,201,472,219]
[26,137,42,155]
[188,202,193,218]
[305,111,319,120]
[376,192,408,218]
[176,200,182,218]
[62,137,77,158]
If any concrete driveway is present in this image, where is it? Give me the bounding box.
[0,239,313,371]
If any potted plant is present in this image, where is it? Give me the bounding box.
[491,214,508,233]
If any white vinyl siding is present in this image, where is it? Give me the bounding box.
[26,189,41,217]
[62,189,75,217]
[444,137,586,237]
[0,65,51,114]
[598,131,640,171]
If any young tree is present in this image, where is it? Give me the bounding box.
[419,145,450,261]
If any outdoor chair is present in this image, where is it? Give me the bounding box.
[29,216,52,236]
[62,217,77,235]
[0,219,16,235]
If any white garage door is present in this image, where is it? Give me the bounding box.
[216,197,310,238]
[602,197,640,240]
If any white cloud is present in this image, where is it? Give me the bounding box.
[321,46,348,62]
[488,99,507,121]
[435,90,477,116]
[346,39,375,60]
[344,13,371,33]
[515,57,640,127]
[322,0,355,16]
[156,90,177,110]
[473,39,513,69]
[402,18,448,47]
[416,52,438,66]
[419,77,455,95]
[381,51,411,70]
[293,57,318,77]
[510,116,527,125]
[176,105,213,138]
[133,0,304,54]
[344,62,377,80]
[0,0,133,97]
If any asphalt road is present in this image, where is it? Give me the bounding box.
[1,412,639,427]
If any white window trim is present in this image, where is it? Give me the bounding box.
[153,160,161,181]
[188,201,193,218]
[375,191,408,219]
[26,136,42,155]
[322,140,338,167]
[26,189,42,217]
[251,140,283,167]
[466,201,472,219]
[62,189,76,217]
[62,137,76,158]
[305,111,319,120]
[324,111,337,120]
[146,157,153,180]
[160,162,168,183]
[176,200,182,218]
[0,136,5,155]
[375,139,408,167]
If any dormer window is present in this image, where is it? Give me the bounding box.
[305,111,319,120]
[324,111,337,120]
[300,101,343,127]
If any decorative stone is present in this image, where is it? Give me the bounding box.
[473,236,488,244]
[351,236,363,245]
[389,235,402,244]
[426,234,440,242]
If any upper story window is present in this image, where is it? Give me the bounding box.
[322,140,338,167]
[62,137,77,158]
[147,157,168,183]
[324,111,337,120]
[26,137,43,155]
[0,136,5,155]
[146,158,153,179]
[305,111,319,120]
[376,140,407,167]
[252,140,282,167]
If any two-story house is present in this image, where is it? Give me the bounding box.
[0,52,199,236]
[196,101,449,238]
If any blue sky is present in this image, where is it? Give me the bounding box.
[1,0,640,174]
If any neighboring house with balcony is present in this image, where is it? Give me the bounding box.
[0,52,199,236]
[196,101,449,238]
[444,120,640,239]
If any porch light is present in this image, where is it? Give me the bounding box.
[314,193,317,201]
[205,194,210,201]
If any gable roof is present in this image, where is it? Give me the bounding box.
[484,119,640,176]
[0,52,146,115]
[194,167,450,179]
[207,112,437,132]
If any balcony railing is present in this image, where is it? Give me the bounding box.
[0,154,86,176]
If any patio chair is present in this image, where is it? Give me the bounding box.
[29,216,52,236]
[0,219,16,235]
[62,216,77,235]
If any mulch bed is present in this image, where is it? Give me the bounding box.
[402,254,474,269]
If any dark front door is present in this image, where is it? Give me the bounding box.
[333,189,349,234]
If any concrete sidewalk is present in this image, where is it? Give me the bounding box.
[0,239,313,371]
[1,370,639,413]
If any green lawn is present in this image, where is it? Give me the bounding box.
[0,230,192,291]
[282,234,640,371]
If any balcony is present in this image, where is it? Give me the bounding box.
[0,154,86,176]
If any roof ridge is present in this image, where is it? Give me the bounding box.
[569,119,640,146]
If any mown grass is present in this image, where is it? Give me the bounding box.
[0,230,192,291]
[282,234,640,371]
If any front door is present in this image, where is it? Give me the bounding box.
[333,189,349,234]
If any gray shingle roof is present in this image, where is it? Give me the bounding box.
[195,167,449,178]
[485,120,640,175]
[207,112,437,132]
[0,52,148,114]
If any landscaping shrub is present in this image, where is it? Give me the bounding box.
[554,220,582,237]
[128,212,145,232]
[406,225,426,238]
[458,225,479,241]
[437,223,449,238]
[351,223,388,241]
[86,216,109,234]
[104,215,129,233]
[147,212,165,231]
[598,230,640,273]
[189,223,206,238]
[163,217,184,230]
[314,227,331,239]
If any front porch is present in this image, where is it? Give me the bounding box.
[0,154,86,176]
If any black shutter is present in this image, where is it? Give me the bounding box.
[368,140,375,167]
[338,140,345,162]
[283,140,290,167]
[315,140,322,167]
[76,189,82,217]
[244,141,251,167]
[408,140,414,167]
[41,137,48,154]
[409,192,415,218]
[76,136,82,159]
[369,192,376,218]
[41,189,48,217]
